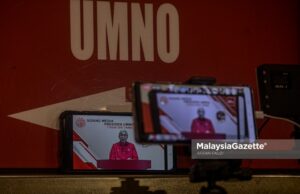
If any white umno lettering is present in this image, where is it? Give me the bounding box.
[157,3,180,63]
[97,1,128,60]
[131,3,154,62]
[70,0,180,63]
[70,0,94,60]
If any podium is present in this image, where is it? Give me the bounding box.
[98,160,151,170]
[181,132,226,139]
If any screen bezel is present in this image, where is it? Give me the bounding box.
[60,111,175,174]
[132,82,257,144]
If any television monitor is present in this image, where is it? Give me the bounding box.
[60,111,174,173]
[133,82,256,144]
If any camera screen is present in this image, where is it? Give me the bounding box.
[150,92,240,140]
[72,114,173,170]
[134,83,256,143]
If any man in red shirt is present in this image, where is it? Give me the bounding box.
[109,130,139,160]
[191,108,215,134]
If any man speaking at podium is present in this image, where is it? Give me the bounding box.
[191,108,215,134]
[109,130,139,160]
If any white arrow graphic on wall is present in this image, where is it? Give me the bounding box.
[8,87,131,130]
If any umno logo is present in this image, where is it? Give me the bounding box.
[75,117,86,128]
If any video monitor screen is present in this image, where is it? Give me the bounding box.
[133,83,256,143]
[150,92,240,139]
[61,112,174,172]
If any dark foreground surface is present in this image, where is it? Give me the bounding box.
[0,175,300,194]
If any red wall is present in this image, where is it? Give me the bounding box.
[0,0,299,169]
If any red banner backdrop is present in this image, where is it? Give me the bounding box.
[0,0,299,169]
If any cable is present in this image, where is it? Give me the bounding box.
[263,114,300,128]
[255,111,300,136]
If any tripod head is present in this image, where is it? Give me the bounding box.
[184,76,253,194]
